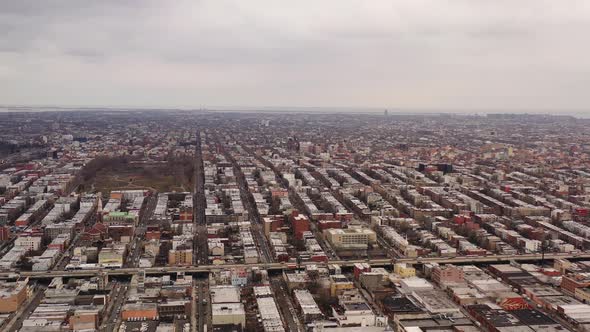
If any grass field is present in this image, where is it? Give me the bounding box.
[80,156,194,195]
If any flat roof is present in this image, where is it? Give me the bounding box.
[343,302,371,311]
[511,309,557,326]
[210,285,241,304]
[212,303,245,316]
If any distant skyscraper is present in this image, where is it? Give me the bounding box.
[384,109,389,116]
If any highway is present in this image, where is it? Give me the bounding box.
[2,252,588,279]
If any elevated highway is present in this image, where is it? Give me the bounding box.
[1,252,587,280]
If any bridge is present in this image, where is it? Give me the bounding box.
[2,252,587,279]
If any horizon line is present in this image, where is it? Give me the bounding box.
[0,104,588,118]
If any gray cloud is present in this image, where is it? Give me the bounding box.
[0,0,589,112]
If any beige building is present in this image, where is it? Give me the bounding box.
[575,287,590,303]
[0,277,29,313]
[70,308,100,331]
[98,244,126,266]
[168,249,193,266]
[210,285,245,327]
[324,228,377,249]
[394,263,416,278]
[14,235,42,252]
[330,274,354,297]
[144,239,160,257]
[212,303,246,327]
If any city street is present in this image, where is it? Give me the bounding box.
[194,130,208,265]
[271,275,304,332]
[99,282,128,332]
[215,136,273,263]
[195,277,209,332]
[126,195,157,268]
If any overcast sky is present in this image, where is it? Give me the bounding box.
[1,1,589,113]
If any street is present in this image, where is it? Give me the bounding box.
[195,277,209,332]
[194,130,208,265]
[125,195,157,268]
[215,137,273,263]
[270,275,303,332]
[99,282,128,332]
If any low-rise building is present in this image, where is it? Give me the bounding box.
[432,264,464,286]
[211,303,245,328]
[0,277,28,313]
[324,228,377,249]
[121,302,158,321]
[294,289,323,323]
[394,263,416,278]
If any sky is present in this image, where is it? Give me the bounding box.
[1,0,590,113]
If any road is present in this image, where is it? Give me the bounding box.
[271,275,303,332]
[191,284,197,332]
[125,195,157,268]
[216,139,273,263]
[100,282,128,332]
[194,130,208,265]
[195,277,209,332]
[2,252,588,279]
[54,232,82,270]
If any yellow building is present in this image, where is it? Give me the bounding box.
[98,244,126,266]
[168,249,193,266]
[394,263,416,278]
[330,274,354,297]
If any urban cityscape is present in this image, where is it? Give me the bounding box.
[0,110,589,332]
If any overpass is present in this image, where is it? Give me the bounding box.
[2,252,587,280]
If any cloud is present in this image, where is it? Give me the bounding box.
[0,0,589,112]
